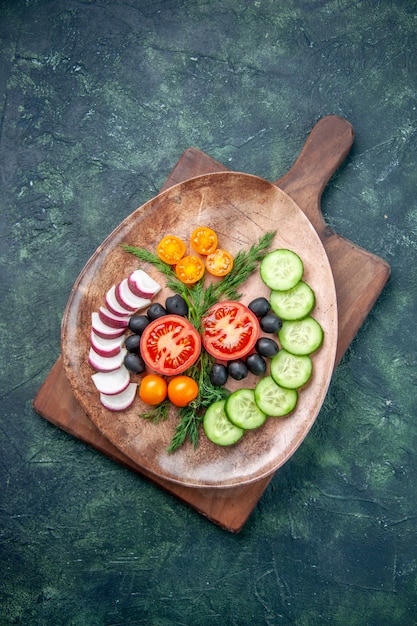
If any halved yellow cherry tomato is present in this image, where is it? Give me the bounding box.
[190,226,218,255]
[175,255,205,284]
[205,249,234,277]
[168,376,199,407]
[156,235,186,265]
[139,374,167,405]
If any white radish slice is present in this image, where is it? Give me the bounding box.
[116,278,151,311]
[100,382,137,411]
[91,365,130,395]
[89,346,127,371]
[98,306,129,329]
[105,284,133,316]
[90,329,125,357]
[128,269,162,299]
[91,312,126,338]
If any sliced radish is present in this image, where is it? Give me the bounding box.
[116,278,151,312]
[100,382,137,411]
[128,269,162,299]
[89,346,127,371]
[105,284,133,317]
[91,312,126,339]
[98,306,130,329]
[90,329,125,357]
[92,365,130,395]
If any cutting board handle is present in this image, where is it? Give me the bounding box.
[274,115,354,233]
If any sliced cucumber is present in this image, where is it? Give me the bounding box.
[203,399,244,446]
[254,376,298,417]
[260,249,303,291]
[270,349,312,389]
[278,317,324,356]
[225,388,267,430]
[270,281,315,321]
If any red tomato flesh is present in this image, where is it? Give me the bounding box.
[201,301,260,361]
[140,314,201,375]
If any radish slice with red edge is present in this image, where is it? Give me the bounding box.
[98,306,129,329]
[128,270,161,299]
[100,382,137,411]
[89,346,127,371]
[116,278,151,311]
[90,329,125,357]
[105,284,133,317]
[91,312,126,338]
[91,365,130,395]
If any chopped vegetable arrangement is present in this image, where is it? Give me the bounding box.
[88,226,324,452]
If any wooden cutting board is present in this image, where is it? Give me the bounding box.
[33,116,390,532]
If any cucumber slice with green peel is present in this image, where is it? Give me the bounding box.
[260,249,304,291]
[225,388,267,430]
[278,317,324,356]
[270,281,315,321]
[254,376,298,417]
[203,399,244,446]
[270,349,312,389]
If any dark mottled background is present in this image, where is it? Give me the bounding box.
[1,1,416,624]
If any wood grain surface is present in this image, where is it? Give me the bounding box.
[33,116,390,532]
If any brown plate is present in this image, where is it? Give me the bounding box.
[61,172,337,488]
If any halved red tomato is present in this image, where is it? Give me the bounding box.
[140,315,201,375]
[201,301,260,361]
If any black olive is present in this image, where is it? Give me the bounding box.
[125,334,141,353]
[209,363,228,387]
[248,297,270,317]
[227,359,248,380]
[165,294,189,317]
[128,315,150,334]
[124,353,146,374]
[246,353,267,376]
[147,302,167,320]
[255,337,279,358]
[260,313,282,334]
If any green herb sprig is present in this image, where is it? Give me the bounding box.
[122,230,275,451]
[122,231,274,324]
[167,351,229,452]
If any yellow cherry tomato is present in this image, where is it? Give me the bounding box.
[205,249,234,277]
[139,374,167,405]
[156,235,186,265]
[175,255,205,284]
[190,226,218,255]
[168,376,199,407]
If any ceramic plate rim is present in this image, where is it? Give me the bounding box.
[61,172,338,488]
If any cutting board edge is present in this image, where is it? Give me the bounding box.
[32,124,391,531]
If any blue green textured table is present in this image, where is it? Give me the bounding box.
[1,1,416,624]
